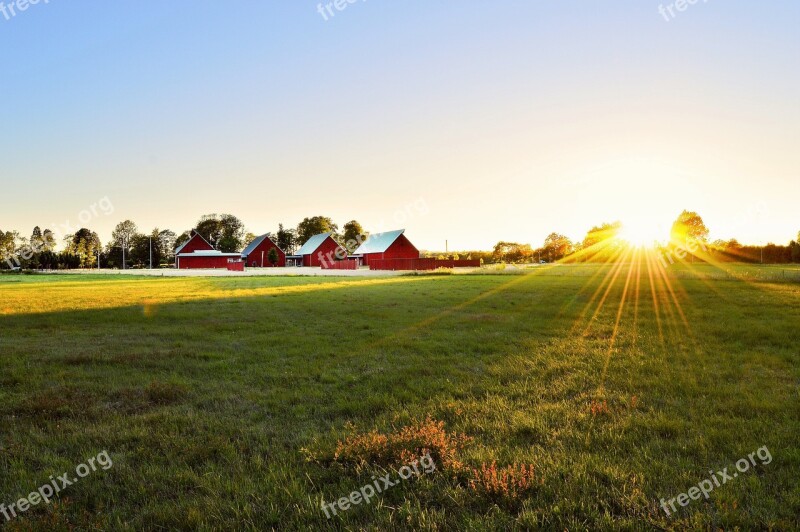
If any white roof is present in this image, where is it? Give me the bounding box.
[177,250,240,257]
[352,229,405,254]
[296,232,336,256]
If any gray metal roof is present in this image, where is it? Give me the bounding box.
[241,234,278,258]
[296,232,334,256]
[352,229,405,254]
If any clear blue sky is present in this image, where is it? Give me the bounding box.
[1,1,798,250]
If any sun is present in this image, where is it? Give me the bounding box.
[619,218,667,248]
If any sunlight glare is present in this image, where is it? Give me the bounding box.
[619,218,666,248]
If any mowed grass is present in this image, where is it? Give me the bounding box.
[0,264,798,530]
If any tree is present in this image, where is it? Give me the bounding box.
[669,210,709,263]
[670,210,709,243]
[157,229,177,264]
[31,226,42,248]
[492,241,533,263]
[0,230,18,268]
[196,215,223,248]
[28,226,56,269]
[297,216,338,245]
[542,233,573,262]
[195,214,246,252]
[790,239,800,263]
[217,214,247,252]
[112,220,138,269]
[41,229,56,252]
[267,247,279,267]
[342,220,367,252]
[66,228,101,269]
[276,223,297,254]
[581,222,622,250]
[128,229,165,268]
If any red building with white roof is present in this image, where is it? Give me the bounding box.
[175,231,241,269]
[351,229,419,266]
[293,232,347,267]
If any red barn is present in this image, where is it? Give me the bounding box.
[175,231,241,269]
[352,229,419,266]
[295,232,347,267]
[177,250,243,269]
[175,231,214,256]
[241,234,286,267]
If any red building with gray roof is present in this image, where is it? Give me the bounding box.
[351,229,419,266]
[241,234,285,267]
[293,232,347,267]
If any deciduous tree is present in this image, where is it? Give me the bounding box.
[670,210,709,243]
[542,233,573,262]
[195,214,247,252]
[342,220,366,252]
[297,216,338,245]
[276,223,297,254]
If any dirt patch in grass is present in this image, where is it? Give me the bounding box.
[106,381,189,413]
[0,374,22,387]
[11,386,99,419]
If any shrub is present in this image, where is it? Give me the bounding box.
[334,417,471,472]
[468,462,539,500]
[590,399,611,417]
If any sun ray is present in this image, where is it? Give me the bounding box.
[568,246,630,335]
[595,250,636,393]
[581,246,633,337]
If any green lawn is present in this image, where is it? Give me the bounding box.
[1,264,798,530]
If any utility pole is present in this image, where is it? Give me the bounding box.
[122,236,127,270]
[149,237,153,269]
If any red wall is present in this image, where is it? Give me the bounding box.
[370,259,480,271]
[245,239,286,267]
[321,259,358,270]
[363,234,420,265]
[177,256,237,269]
[304,236,347,267]
[179,234,214,254]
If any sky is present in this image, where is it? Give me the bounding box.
[1,1,798,251]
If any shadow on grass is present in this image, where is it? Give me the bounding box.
[0,272,798,529]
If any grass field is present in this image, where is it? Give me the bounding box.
[1,264,798,530]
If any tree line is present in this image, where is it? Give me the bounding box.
[2,210,798,270]
[0,214,368,270]
[484,211,800,264]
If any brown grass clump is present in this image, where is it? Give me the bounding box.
[17,386,97,419]
[468,462,539,500]
[334,417,471,472]
[590,399,611,417]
